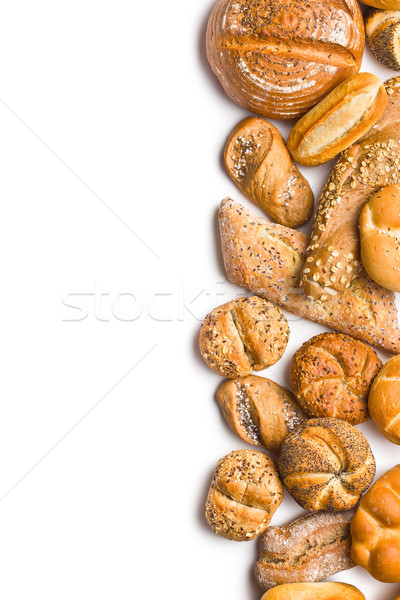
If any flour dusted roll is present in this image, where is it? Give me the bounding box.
[206,0,364,119]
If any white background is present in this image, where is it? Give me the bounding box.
[0,0,398,598]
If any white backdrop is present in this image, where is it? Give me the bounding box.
[0,1,398,598]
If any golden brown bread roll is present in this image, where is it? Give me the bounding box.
[363,0,400,9]
[255,509,355,589]
[287,73,387,166]
[278,418,376,511]
[219,198,400,353]
[205,449,283,541]
[206,0,364,119]
[261,582,365,600]
[365,8,400,70]
[299,75,400,300]
[216,375,306,453]
[290,333,382,425]
[359,184,400,292]
[199,296,289,378]
[224,118,313,228]
[368,354,400,444]
[351,464,400,582]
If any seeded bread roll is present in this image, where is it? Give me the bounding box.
[216,375,306,453]
[206,0,364,119]
[351,464,400,582]
[299,75,400,300]
[287,73,387,166]
[255,509,355,589]
[224,117,313,228]
[261,582,365,600]
[368,355,400,444]
[205,449,283,541]
[219,198,400,353]
[365,7,400,70]
[199,296,289,378]
[278,418,376,511]
[290,333,382,425]
[360,184,400,292]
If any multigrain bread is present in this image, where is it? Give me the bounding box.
[290,333,382,425]
[199,296,289,378]
[287,73,387,166]
[278,418,376,511]
[260,582,365,600]
[368,355,400,444]
[299,75,400,300]
[359,184,400,292]
[351,464,400,582]
[365,8,400,70]
[254,509,355,589]
[205,449,283,541]
[206,0,364,119]
[219,198,400,354]
[224,117,313,228]
[216,375,306,453]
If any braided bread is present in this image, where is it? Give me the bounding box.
[351,464,400,582]
[224,117,313,228]
[299,75,400,300]
[278,418,375,511]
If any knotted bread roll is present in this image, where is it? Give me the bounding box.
[278,418,375,511]
[351,464,400,582]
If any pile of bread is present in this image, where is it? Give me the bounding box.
[201,0,400,598]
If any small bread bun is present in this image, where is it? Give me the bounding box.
[199,296,289,378]
[363,0,400,9]
[216,375,306,453]
[368,354,400,444]
[351,464,400,582]
[261,582,365,600]
[278,418,376,511]
[287,73,387,166]
[365,7,400,70]
[290,332,382,425]
[205,449,283,541]
[224,117,313,228]
[359,184,400,293]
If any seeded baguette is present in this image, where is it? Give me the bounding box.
[299,75,400,300]
[219,197,400,354]
[225,117,313,227]
[287,73,387,166]
[216,375,306,453]
[366,8,400,70]
[255,509,355,589]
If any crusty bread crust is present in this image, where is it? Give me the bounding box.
[255,510,355,589]
[300,75,400,299]
[219,197,400,354]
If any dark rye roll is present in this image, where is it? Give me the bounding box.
[365,8,400,70]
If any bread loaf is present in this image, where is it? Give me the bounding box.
[206,0,364,119]
[255,509,355,589]
[299,75,400,300]
[219,197,400,354]
[368,354,400,444]
[261,582,365,600]
[290,333,382,425]
[359,184,400,292]
[224,117,313,228]
[205,449,283,541]
[287,73,387,166]
[199,296,289,378]
[216,375,306,453]
[351,464,400,582]
[365,8,400,70]
[278,418,376,511]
